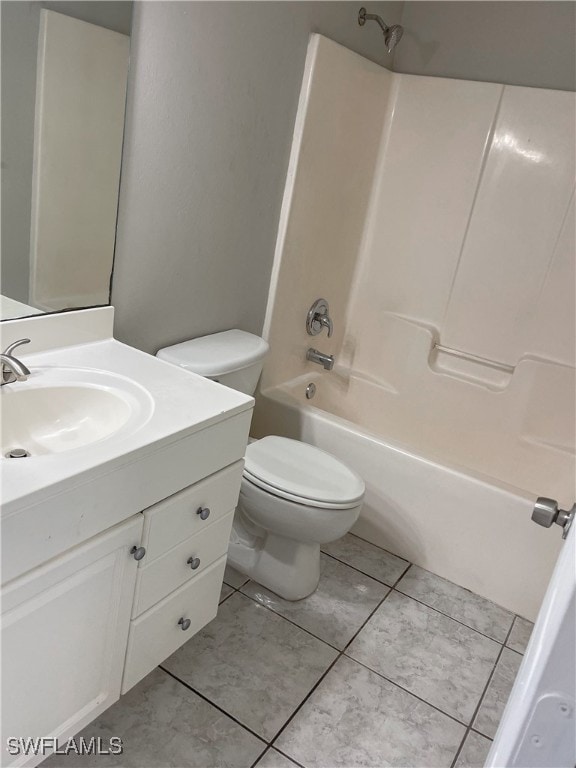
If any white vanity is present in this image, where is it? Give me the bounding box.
[0,308,253,768]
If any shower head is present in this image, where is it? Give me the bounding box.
[384,24,403,53]
[358,7,404,54]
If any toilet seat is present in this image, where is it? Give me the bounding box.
[243,436,365,509]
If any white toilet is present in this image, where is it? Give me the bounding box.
[157,330,365,600]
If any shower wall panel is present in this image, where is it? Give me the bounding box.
[347,75,502,334]
[261,34,575,508]
[442,87,576,367]
[261,35,393,389]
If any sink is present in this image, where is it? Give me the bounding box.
[1,367,154,457]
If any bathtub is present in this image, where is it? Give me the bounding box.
[252,371,564,621]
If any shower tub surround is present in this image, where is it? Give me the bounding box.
[253,34,576,621]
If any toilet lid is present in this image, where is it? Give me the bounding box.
[244,436,365,507]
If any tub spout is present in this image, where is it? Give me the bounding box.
[306,348,334,371]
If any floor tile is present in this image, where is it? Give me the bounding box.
[321,533,409,585]
[474,648,522,738]
[224,564,249,589]
[347,591,500,723]
[396,566,514,642]
[241,554,389,649]
[506,616,533,654]
[275,656,465,768]
[454,731,493,767]
[255,749,300,768]
[163,592,338,741]
[220,583,235,603]
[43,668,264,768]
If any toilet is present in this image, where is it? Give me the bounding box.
[157,330,365,600]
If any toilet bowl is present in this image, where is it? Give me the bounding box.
[157,330,365,600]
[231,435,364,599]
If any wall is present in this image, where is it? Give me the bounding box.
[111,1,403,354]
[260,35,393,392]
[0,1,132,304]
[258,33,575,509]
[394,1,576,91]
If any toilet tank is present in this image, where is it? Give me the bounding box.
[156,330,269,395]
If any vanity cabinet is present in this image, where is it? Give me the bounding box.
[1,516,143,768]
[122,460,244,692]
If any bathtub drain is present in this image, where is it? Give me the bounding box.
[305,383,316,399]
[5,448,31,459]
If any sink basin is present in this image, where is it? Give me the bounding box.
[1,367,154,457]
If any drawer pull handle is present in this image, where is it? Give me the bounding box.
[178,617,191,631]
[187,556,201,570]
[130,546,146,561]
[197,506,211,521]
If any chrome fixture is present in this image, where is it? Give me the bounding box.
[130,545,146,561]
[197,506,211,520]
[307,348,334,371]
[305,382,317,399]
[178,617,191,631]
[358,7,404,53]
[5,448,31,459]
[532,497,575,540]
[1,338,31,386]
[306,298,333,338]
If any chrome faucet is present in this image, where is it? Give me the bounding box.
[306,348,334,371]
[1,339,31,386]
[306,298,333,338]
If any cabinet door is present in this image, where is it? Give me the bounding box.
[1,516,143,768]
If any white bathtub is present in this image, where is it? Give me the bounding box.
[252,372,563,621]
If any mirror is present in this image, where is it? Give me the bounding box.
[1,1,132,321]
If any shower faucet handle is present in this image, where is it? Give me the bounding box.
[306,298,333,338]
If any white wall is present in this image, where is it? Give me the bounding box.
[395,1,576,91]
[111,1,403,354]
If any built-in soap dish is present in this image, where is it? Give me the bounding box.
[429,343,514,391]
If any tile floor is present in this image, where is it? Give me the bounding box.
[46,534,533,768]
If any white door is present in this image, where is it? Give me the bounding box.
[487,515,575,768]
[1,516,142,768]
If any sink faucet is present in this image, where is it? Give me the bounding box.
[1,339,31,386]
[306,348,334,371]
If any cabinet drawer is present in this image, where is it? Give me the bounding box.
[141,461,243,562]
[122,556,226,694]
[133,512,233,617]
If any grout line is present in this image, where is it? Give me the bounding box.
[223,577,250,590]
[449,616,516,768]
[248,744,270,768]
[392,586,513,645]
[322,547,513,646]
[267,654,342,748]
[268,567,408,751]
[218,586,238,606]
[470,727,494,740]
[159,666,267,746]
[320,548,411,588]
[346,531,412,564]
[217,556,513,765]
[341,654,469,729]
[268,747,307,768]
[237,586,342,651]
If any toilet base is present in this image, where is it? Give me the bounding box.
[227,518,321,601]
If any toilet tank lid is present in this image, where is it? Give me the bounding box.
[156,330,269,376]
